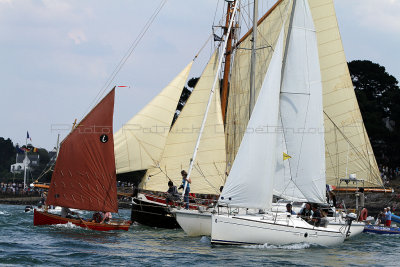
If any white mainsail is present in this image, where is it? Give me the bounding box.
[219,27,285,209]
[277,0,326,203]
[114,62,193,174]
[143,51,226,194]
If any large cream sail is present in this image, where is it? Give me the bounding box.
[114,62,193,174]
[143,51,226,194]
[309,0,382,188]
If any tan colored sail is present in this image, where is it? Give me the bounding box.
[47,89,118,212]
[143,51,226,194]
[309,0,382,188]
[225,0,292,169]
[114,62,193,174]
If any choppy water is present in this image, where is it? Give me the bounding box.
[0,204,399,266]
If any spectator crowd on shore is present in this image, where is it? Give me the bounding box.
[379,165,400,185]
[0,182,42,197]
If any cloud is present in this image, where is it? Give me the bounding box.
[351,0,400,33]
[68,29,87,44]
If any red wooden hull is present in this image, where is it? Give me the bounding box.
[33,209,131,231]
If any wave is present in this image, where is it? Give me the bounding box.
[199,236,210,243]
[243,242,311,250]
[53,222,81,229]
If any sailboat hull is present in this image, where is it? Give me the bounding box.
[173,209,211,236]
[211,214,345,246]
[328,220,365,238]
[33,210,131,231]
[131,198,180,229]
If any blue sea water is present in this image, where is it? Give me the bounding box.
[0,204,399,266]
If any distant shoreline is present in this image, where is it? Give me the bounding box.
[0,195,132,209]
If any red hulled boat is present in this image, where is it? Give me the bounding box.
[33,88,131,231]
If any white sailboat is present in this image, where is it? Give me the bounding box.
[211,0,347,246]
[175,0,383,240]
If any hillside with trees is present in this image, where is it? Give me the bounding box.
[349,60,400,168]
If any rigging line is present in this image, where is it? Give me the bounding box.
[129,132,160,169]
[194,34,213,60]
[194,163,220,194]
[362,121,381,186]
[323,111,378,177]
[156,166,173,182]
[83,0,168,119]
[213,0,222,29]
[213,162,225,184]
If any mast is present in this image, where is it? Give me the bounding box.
[56,133,60,157]
[281,0,296,84]
[23,134,28,189]
[182,0,240,198]
[249,0,258,118]
[221,1,235,123]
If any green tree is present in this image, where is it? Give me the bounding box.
[0,137,15,178]
[349,60,400,167]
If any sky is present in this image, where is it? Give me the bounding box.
[0,0,399,151]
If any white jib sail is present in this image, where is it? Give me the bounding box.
[278,0,325,203]
[114,62,193,174]
[273,113,307,201]
[219,26,285,210]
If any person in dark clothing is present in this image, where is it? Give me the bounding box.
[178,170,191,209]
[286,203,296,215]
[311,204,322,227]
[328,191,337,208]
[298,203,313,223]
[165,181,180,205]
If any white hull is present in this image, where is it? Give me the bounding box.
[211,213,346,246]
[173,208,364,239]
[173,209,212,236]
[328,219,365,238]
[173,207,251,236]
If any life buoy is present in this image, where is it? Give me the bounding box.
[359,208,368,221]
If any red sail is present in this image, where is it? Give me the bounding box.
[47,89,117,212]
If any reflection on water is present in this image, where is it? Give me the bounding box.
[1,204,400,266]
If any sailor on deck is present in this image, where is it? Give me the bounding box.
[178,170,191,209]
[60,207,76,218]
